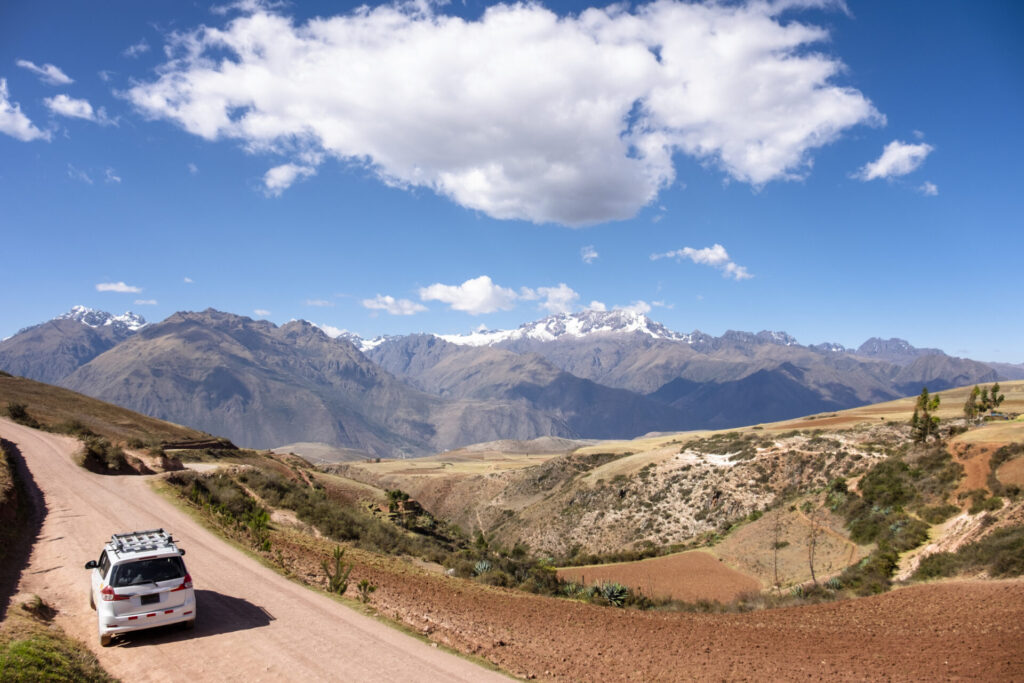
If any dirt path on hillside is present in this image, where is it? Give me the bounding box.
[0,419,509,683]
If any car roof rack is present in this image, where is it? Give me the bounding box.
[109,528,176,554]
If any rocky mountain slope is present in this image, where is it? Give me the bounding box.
[0,307,146,384]
[60,310,572,455]
[0,306,1012,453]
[366,334,686,439]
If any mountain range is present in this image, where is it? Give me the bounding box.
[1,306,1020,457]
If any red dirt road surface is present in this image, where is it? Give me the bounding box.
[1,419,509,682]
[5,418,1024,681]
[557,550,762,602]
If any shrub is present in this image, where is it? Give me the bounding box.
[356,579,377,603]
[4,402,40,429]
[322,546,352,595]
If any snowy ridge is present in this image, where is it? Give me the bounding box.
[439,310,697,347]
[57,306,147,332]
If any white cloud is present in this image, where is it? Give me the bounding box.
[919,181,938,196]
[124,39,151,58]
[96,281,142,293]
[67,164,93,184]
[362,294,427,316]
[134,299,158,305]
[0,79,49,142]
[587,301,607,312]
[313,322,348,338]
[622,300,652,314]
[126,0,881,225]
[254,308,271,316]
[105,168,122,184]
[581,245,599,264]
[535,284,579,315]
[651,243,753,281]
[44,94,112,124]
[16,59,73,85]
[184,276,194,283]
[855,140,933,181]
[188,163,199,175]
[304,299,333,307]
[419,275,519,315]
[263,163,316,196]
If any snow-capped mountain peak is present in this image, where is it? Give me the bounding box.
[57,306,147,333]
[439,309,696,347]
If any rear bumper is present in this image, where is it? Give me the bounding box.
[98,594,196,636]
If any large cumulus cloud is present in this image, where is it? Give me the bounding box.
[128,0,882,225]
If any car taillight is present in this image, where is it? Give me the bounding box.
[171,573,193,592]
[100,585,129,601]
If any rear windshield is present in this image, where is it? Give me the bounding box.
[111,556,185,587]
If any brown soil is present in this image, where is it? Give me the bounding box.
[7,418,1024,681]
[556,551,761,602]
[950,440,996,497]
[997,457,1024,487]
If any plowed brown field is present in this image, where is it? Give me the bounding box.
[556,550,761,602]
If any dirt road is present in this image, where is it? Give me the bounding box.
[0,419,509,682]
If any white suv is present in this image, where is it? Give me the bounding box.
[84,529,197,646]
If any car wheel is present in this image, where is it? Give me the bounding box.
[89,591,95,610]
[100,634,113,647]
[183,618,196,630]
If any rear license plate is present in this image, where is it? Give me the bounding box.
[141,593,160,606]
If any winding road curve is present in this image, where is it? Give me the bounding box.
[1,419,509,682]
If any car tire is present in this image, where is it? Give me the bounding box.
[100,634,113,647]
[183,618,196,630]
[89,592,95,610]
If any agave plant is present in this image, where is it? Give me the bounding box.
[473,559,492,576]
[825,577,842,591]
[599,581,628,607]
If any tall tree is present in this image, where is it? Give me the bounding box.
[963,385,981,423]
[910,387,940,443]
[979,382,1005,414]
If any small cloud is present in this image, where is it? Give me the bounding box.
[919,181,938,196]
[651,300,673,309]
[263,163,316,196]
[96,281,142,293]
[184,276,194,283]
[44,94,112,124]
[581,245,598,264]
[313,323,348,338]
[419,275,518,315]
[105,168,122,184]
[855,140,934,181]
[134,299,158,305]
[123,39,151,58]
[362,294,427,316]
[651,244,753,281]
[0,79,50,142]
[98,70,114,82]
[187,163,199,175]
[912,130,925,140]
[212,0,286,15]
[621,300,652,314]
[67,164,93,184]
[254,309,271,316]
[16,59,73,85]
[536,284,579,315]
[305,299,334,307]
[587,301,607,312]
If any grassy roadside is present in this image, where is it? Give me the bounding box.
[0,439,116,681]
[148,477,513,678]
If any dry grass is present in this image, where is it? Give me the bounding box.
[0,374,207,445]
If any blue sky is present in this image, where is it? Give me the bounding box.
[1,0,1022,362]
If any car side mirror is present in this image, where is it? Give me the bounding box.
[179,549,186,556]
[84,560,98,569]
